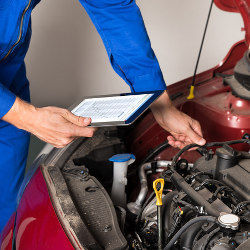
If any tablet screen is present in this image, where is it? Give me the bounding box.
[71,93,153,124]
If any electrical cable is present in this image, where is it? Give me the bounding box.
[171,139,249,167]
[163,216,217,250]
[213,186,233,198]
[195,179,225,191]
[185,171,213,182]
[233,201,250,214]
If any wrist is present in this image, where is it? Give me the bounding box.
[2,97,37,131]
[151,90,173,113]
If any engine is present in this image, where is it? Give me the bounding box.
[47,129,250,250]
[122,138,250,250]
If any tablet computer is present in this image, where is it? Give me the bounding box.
[71,91,163,127]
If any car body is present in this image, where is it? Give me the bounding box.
[1,1,250,249]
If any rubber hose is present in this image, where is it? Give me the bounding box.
[180,222,204,250]
[162,191,178,234]
[141,141,170,165]
[163,216,217,250]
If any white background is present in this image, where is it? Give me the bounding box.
[25,0,244,108]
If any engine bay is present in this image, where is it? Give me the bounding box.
[43,128,250,250]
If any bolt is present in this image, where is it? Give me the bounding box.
[104,225,112,232]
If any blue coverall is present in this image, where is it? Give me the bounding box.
[0,0,166,231]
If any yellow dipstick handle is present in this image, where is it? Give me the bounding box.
[153,178,164,206]
[187,85,195,100]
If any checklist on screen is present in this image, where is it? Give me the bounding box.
[71,93,153,124]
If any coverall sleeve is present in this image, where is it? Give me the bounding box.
[0,82,16,118]
[78,0,167,92]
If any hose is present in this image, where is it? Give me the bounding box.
[128,161,170,215]
[162,191,178,239]
[163,216,217,250]
[180,222,204,250]
[136,163,151,206]
[200,227,220,250]
[141,141,170,165]
[136,192,155,222]
[171,139,249,167]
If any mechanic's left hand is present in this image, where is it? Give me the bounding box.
[151,91,206,149]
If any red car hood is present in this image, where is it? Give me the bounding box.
[215,0,250,47]
[214,0,243,12]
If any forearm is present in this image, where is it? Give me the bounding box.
[151,91,172,110]
[2,97,96,148]
[2,97,36,132]
[79,0,167,92]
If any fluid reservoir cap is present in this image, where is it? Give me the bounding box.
[218,212,240,230]
[109,154,135,163]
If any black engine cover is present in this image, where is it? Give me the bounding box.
[194,155,250,201]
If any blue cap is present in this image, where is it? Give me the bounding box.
[109,153,135,163]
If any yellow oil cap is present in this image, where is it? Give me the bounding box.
[153,178,164,206]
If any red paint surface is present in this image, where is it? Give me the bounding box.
[1,34,250,250]
[235,0,250,48]
[3,169,74,250]
[215,0,250,48]
[0,213,15,250]
[128,42,250,162]
[214,0,239,12]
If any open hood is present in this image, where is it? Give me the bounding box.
[214,0,240,12]
[215,0,250,47]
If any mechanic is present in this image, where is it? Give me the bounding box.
[0,0,206,232]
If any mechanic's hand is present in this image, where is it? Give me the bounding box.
[3,97,96,148]
[151,91,206,149]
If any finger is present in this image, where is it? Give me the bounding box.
[55,141,73,148]
[168,134,182,142]
[167,137,177,148]
[62,110,92,127]
[178,144,187,149]
[167,135,175,142]
[192,120,203,137]
[175,135,188,144]
[182,136,192,146]
[174,141,182,148]
[176,140,189,149]
[168,140,176,147]
[186,126,206,145]
[70,124,96,138]
[36,134,74,149]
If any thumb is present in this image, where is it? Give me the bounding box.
[186,126,206,145]
[62,110,91,126]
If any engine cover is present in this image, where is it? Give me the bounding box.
[194,153,250,201]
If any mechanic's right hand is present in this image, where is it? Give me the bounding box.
[2,97,96,148]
